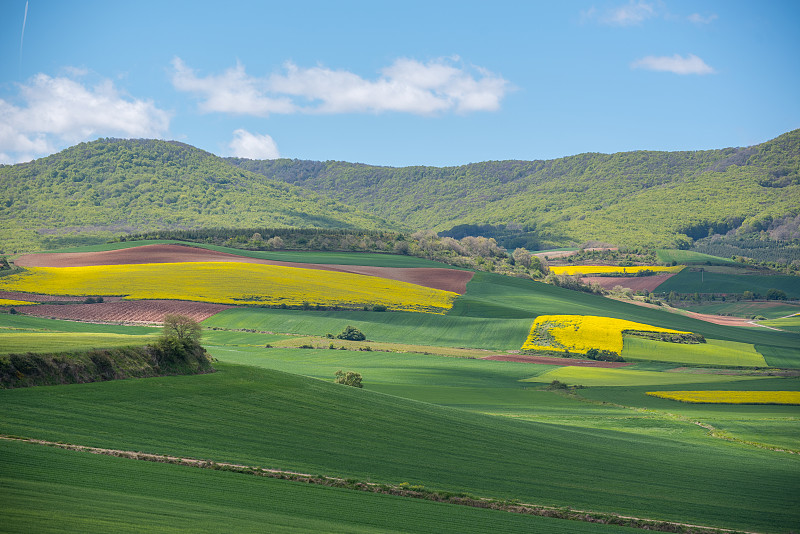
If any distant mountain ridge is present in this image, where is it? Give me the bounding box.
[1,131,797,254]
[0,139,392,253]
[228,129,800,248]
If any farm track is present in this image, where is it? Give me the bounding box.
[14,244,474,294]
[0,434,759,534]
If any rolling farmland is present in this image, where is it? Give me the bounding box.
[2,243,799,533]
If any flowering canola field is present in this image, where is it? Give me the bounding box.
[0,263,457,314]
[549,265,683,276]
[646,391,800,405]
[522,314,689,354]
[0,299,36,306]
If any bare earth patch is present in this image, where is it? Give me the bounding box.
[581,273,676,292]
[683,311,760,328]
[14,244,473,294]
[483,354,632,368]
[18,300,231,324]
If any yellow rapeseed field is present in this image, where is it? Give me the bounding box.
[549,265,684,276]
[0,299,36,306]
[522,315,689,354]
[646,391,800,405]
[0,262,457,314]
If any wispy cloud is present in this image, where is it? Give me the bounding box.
[229,129,279,159]
[0,72,170,164]
[604,0,657,26]
[687,13,718,25]
[631,53,716,75]
[172,57,510,117]
[581,1,658,26]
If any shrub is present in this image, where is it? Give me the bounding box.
[334,370,363,388]
[373,304,387,312]
[337,325,366,341]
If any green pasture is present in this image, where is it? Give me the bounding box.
[656,267,800,299]
[579,377,800,451]
[669,300,800,319]
[203,307,533,351]
[0,313,158,335]
[29,239,452,268]
[621,337,768,367]
[0,332,157,355]
[1,362,797,533]
[655,249,736,265]
[760,314,800,333]
[526,366,767,387]
[0,439,641,534]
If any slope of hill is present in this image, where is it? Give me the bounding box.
[0,139,392,253]
[229,129,800,248]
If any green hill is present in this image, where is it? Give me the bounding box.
[229,129,800,248]
[0,139,392,253]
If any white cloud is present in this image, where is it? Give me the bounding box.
[172,56,509,117]
[631,53,716,75]
[600,1,657,26]
[229,129,279,159]
[0,72,170,164]
[171,58,295,116]
[688,13,717,25]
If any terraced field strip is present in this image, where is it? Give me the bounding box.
[549,265,683,276]
[527,367,768,387]
[647,391,800,405]
[266,336,501,358]
[0,262,458,314]
[0,332,158,354]
[622,337,768,367]
[0,435,753,534]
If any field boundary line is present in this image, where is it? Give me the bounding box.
[1,434,758,534]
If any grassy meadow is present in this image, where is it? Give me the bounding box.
[2,246,799,533]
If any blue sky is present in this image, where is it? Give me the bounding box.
[1,0,798,166]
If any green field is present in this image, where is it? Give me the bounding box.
[1,362,797,533]
[27,239,452,268]
[655,249,736,265]
[621,337,768,367]
[0,332,157,354]
[761,314,800,333]
[656,267,800,299]
[669,300,800,319]
[4,439,644,534]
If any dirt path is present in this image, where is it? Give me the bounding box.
[0,434,755,534]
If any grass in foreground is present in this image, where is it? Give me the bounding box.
[0,332,158,355]
[3,439,640,534]
[0,362,796,533]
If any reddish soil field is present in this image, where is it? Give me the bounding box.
[683,311,759,328]
[581,273,676,292]
[483,354,633,368]
[18,300,231,324]
[14,244,473,294]
[0,290,123,303]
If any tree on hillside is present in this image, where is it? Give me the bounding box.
[163,314,202,343]
[337,325,366,341]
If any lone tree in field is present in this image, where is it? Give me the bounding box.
[334,370,363,388]
[162,314,202,343]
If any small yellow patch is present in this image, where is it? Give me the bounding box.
[646,391,800,405]
[549,265,683,276]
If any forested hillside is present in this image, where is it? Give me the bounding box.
[230,129,800,248]
[0,139,391,253]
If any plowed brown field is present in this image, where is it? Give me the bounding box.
[581,273,676,292]
[18,300,231,324]
[14,244,473,294]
